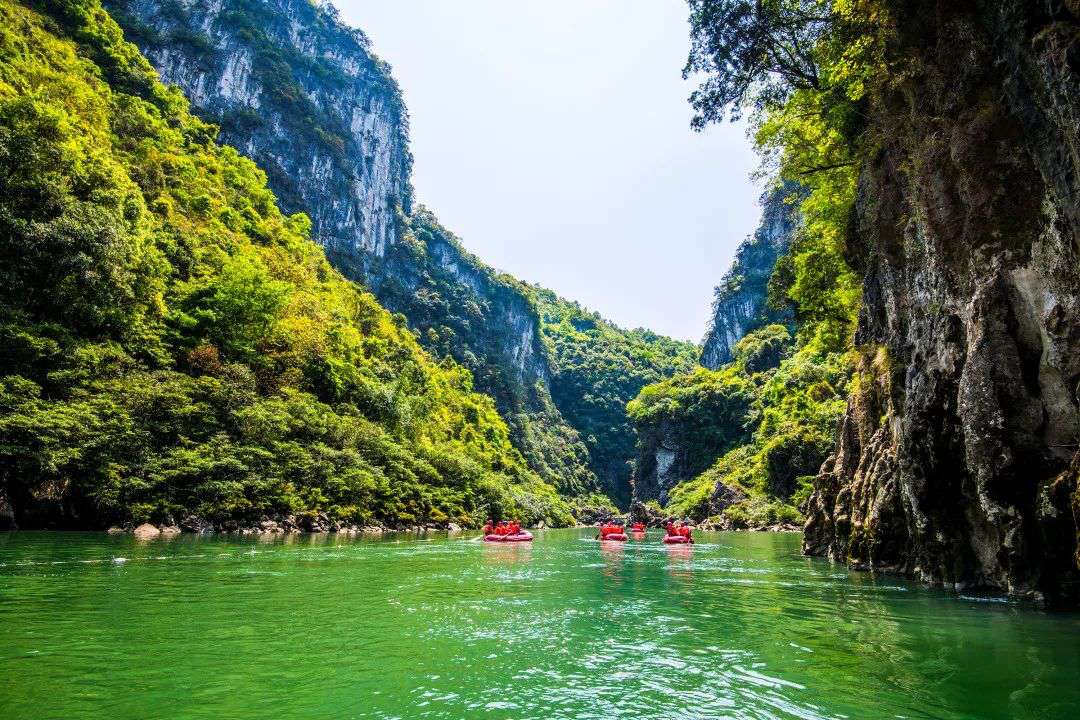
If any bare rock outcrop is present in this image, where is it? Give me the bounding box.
[804,0,1080,605]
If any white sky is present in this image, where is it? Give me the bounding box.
[334,0,761,342]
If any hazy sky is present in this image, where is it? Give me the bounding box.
[335,0,761,342]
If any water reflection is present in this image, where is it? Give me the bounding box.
[480,540,533,566]
[2,529,1079,720]
[664,543,693,580]
[598,539,625,578]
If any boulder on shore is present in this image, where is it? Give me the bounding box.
[629,500,666,528]
[132,523,160,539]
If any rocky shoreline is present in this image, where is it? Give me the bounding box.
[105,516,801,539]
[110,514,468,539]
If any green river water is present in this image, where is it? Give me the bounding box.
[1,529,1078,720]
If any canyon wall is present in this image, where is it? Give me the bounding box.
[104,0,600,494]
[804,0,1080,605]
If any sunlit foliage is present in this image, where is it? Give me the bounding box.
[641,0,888,525]
[0,0,572,529]
[535,289,698,506]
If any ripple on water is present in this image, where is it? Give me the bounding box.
[0,529,1078,720]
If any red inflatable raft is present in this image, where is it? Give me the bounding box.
[662,534,693,544]
[484,531,533,543]
[599,532,628,542]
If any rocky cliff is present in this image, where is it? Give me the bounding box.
[700,183,800,369]
[104,0,599,495]
[106,0,412,261]
[803,0,1080,606]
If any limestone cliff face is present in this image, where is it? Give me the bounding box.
[633,423,681,505]
[105,0,412,260]
[106,0,597,495]
[700,183,800,369]
[632,184,800,503]
[804,0,1080,605]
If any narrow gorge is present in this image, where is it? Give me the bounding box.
[5,2,1080,718]
[103,0,700,506]
[0,0,1077,608]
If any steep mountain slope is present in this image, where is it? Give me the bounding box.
[0,0,572,530]
[802,0,1080,605]
[106,0,412,261]
[534,289,698,506]
[376,211,597,495]
[629,320,847,530]
[679,0,1080,603]
[700,182,801,369]
[627,175,840,525]
[102,0,599,495]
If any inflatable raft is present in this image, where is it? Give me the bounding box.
[662,534,693,544]
[483,531,533,543]
[599,532,628,542]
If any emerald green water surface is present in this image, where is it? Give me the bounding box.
[2,529,1078,719]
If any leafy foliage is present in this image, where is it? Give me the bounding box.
[627,363,757,482]
[0,0,573,529]
[534,289,698,506]
[375,209,600,497]
[649,324,847,524]
[653,0,889,526]
[684,0,834,125]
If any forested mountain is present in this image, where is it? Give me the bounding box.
[534,289,698,506]
[0,0,573,530]
[627,178,834,529]
[101,0,599,496]
[6,0,1073,608]
[100,0,701,506]
[681,0,1080,605]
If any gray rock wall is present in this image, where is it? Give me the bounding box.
[700,183,801,369]
[106,0,412,261]
[106,0,599,495]
[803,0,1080,606]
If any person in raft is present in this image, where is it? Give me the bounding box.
[598,521,624,539]
[665,521,694,542]
[489,519,521,536]
[482,519,495,535]
[631,522,646,532]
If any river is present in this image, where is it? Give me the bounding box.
[1,529,1078,719]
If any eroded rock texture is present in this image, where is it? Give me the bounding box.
[106,0,412,260]
[804,0,1080,605]
[700,183,801,369]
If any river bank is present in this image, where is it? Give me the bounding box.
[102,516,801,539]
